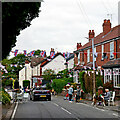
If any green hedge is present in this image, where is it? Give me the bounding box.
[2,88,11,105]
[52,79,68,93]
[23,80,30,88]
[79,71,85,92]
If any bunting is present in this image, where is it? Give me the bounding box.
[14,50,18,57]
[23,50,27,56]
[40,51,45,57]
[50,51,55,59]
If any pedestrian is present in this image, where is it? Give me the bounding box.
[68,85,74,102]
[103,89,111,106]
[75,86,81,102]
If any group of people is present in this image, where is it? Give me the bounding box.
[93,88,111,106]
[65,85,83,103]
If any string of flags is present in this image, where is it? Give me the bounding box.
[11,50,71,59]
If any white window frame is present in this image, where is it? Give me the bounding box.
[104,69,112,84]
[78,52,80,64]
[94,47,96,61]
[110,41,114,59]
[87,49,90,63]
[113,68,120,88]
[101,44,104,60]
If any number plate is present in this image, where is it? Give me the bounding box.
[40,95,46,97]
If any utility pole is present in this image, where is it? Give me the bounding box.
[92,38,96,95]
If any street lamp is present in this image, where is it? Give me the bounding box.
[85,37,96,95]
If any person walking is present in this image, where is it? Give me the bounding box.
[68,85,73,102]
[75,86,81,102]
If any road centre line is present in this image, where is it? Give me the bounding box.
[11,102,18,120]
[53,103,59,107]
[61,107,72,115]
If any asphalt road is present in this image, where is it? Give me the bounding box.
[13,96,119,120]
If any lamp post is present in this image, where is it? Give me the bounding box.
[85,37,96,95]
[92,38,96,95]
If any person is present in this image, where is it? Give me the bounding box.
[75,86,81,102]
[103,89,111,105]
[68,85,73,102]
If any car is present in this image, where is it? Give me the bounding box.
[30,87,51,101]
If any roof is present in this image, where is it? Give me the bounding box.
[31,57,46,68]
[102,58,120,68]
[40,52,65,67]
[66,53,74,61]
[78,25,120,50]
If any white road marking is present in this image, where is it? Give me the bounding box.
[61,107,72,115]
[112,113,118,117]
[11,102,18,120]
[53,103,59,107]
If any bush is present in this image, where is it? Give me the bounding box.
[2,88,11,105]
[46,83,52,90]
[79,71,85,92]
[52,79,68,93]
[23,80,30,88]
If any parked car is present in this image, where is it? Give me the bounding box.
[30,87,51,101]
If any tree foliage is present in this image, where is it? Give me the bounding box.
[43,69,56,81]
[2,2,41,59]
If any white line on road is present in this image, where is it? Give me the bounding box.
[61,107,72,115]
[112,113,118,117]
[11,102,18,120]
[53,103,59,107]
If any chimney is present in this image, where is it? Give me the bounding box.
[89,30,95,41]
[77,43,82,50]
[50,48,54,55]
[103,19,111,35]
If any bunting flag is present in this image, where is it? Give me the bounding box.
[40,51,45,57]
[11,51,14,53]
[67,52,70,58]
[84,53,87,56]
[14,50,18,56]
[113,52,117,55]
[94,53,98,58]
[30,51,35,56]
[23,50,27,56]
[50,51,55,59]
[63,52,66,59]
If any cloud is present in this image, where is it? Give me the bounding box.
[10,0,119,58]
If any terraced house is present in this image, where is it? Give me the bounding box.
[74,19,120,95]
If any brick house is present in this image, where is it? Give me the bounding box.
[74,19,120,92]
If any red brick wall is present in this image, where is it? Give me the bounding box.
[79,40,119,68]
[117,39,120,58]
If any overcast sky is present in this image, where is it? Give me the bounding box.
[10,0,119,58]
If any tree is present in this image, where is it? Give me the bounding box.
[43,69,56,81]
[2,2,41,59]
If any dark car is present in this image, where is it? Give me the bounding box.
[30,87,51,101]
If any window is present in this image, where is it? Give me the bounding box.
[113,68,120,88]
[94,47,96,61]
[101,44,104,60]
[110,41,114,59]
[104,69,112,84]
[87,49,90,63]
[78,52,80,64]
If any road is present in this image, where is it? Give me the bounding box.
[13,96,119,120]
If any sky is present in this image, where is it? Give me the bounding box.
[10,0,119,58]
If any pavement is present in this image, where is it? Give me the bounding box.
[2,95,120,120]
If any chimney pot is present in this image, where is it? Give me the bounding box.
[103,19,111,34]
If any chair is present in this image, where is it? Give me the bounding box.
[108,91,115,106]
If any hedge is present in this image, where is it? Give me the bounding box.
[79,71,85,92]
[2,88,11,105]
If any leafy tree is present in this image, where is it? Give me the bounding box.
[2,2,41,59]
[43,69,56,81]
